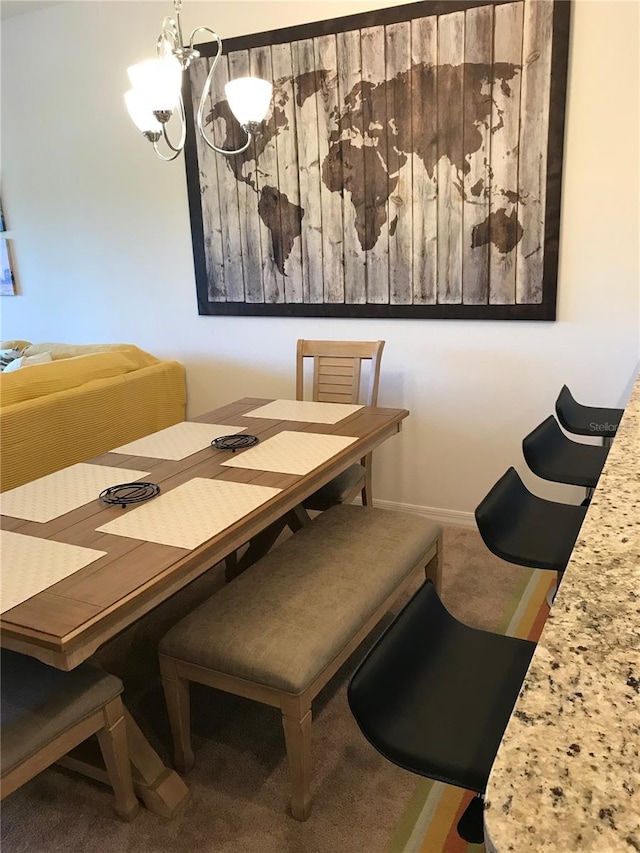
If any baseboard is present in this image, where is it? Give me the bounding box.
[370,498,477,528]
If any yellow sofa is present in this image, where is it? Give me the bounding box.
[0,342,186,492]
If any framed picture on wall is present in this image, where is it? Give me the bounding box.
[1,238,17,296]
[0,197,5,233]
[184,0,570,320]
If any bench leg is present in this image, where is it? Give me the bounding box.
[425,533,444,594]
[96,697,140,821]
[160,658,194,774]
[281,700,312,822]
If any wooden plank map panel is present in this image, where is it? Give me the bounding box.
[337,28,367,305]
[185,0,570,320]
[490,1,524,304]
[410,13,438,304]
[361,25,389,304]
[436,9,464,305]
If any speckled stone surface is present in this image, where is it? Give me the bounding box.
[484,375,640,853]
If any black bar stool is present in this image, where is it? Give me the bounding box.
[522,415,609,492]
[348,580,535,844]
[555,385,623,445]
[475,467,587,599]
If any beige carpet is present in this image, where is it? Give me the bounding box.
[1,524,538,853]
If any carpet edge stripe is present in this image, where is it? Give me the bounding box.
[388,779,439,853]
[394,782,447,853]
[505,571,543,637]
[417,785,466,852]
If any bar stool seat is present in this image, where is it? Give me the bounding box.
[475,467,587,586]
[348,580,535,843]
[522,415,609,489]
[556,385,623,439]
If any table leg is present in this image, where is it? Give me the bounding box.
[226,505,312,581]
[58,707,189,819]
[123,709,190,818]
[288,504,313,530]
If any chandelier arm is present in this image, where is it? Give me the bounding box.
[161,123,181,153]
[158,15,180,56]
[200,129,253,156]
[157,94,187,153]
[154,94,187,160]
[195,37,253,156]
[187,26,221,54]
[152,140,182,162]
[194,31,222,136]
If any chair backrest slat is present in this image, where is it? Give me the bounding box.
[296,340,385,406]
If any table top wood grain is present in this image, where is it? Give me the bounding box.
[1,398,408,670]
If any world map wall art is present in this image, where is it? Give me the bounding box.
[184,0,570,320]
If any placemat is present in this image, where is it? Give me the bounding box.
[96,478,282,550]
[0,530,106,613]
[245,400,362,423]
[221,430,358,475]
[0,464,150,523]
[111,422,246,460]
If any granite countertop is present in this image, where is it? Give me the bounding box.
[484,374,640,853]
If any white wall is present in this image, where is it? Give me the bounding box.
[1,0,638,517]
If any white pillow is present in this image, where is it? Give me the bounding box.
[3,351,53,372]
[0,347,23,370]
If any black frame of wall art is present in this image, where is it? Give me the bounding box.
[183,0,571,320]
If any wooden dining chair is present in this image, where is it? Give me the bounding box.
[224,339,385,580]
[1,650,139,821]
[296,339,385,509]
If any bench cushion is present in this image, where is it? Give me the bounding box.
[1,650,123,775]
[159,505,441,694]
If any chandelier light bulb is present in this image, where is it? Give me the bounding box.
[224,78,273,127]
[127,56,182,112]
[124,89,163,134]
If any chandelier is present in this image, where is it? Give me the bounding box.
[124,0,273,161]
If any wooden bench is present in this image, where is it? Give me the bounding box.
[159,504,443,821]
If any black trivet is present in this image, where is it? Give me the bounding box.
[211,434,259,452]
[99,482,161,508]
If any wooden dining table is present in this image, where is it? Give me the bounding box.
[0,397,408,816]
